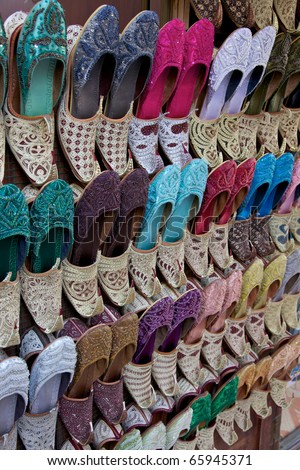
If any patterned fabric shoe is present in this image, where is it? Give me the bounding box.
[184,229,214,278]
[279,107,300,151]
[189,113,222,168]
[158,115,192,168]
[0,17,7,183]
[4,12,58,186]
[216,405,238,446]
[0,184,30,348]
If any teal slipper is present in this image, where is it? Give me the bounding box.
[29,179,74,273]
[135,165,180,250]
[0,184,30,281]
[162,159,208,243]
[17,0,67,117]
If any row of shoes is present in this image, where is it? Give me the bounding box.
[190,0,300,32]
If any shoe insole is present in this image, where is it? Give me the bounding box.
[163,195,195,243]
[0,394,17,436]
[0,236,19,281]
[32,227,64,274]
[225,66,264,115]
[71,58,104,119]
[237,182,269,220]
[106,58,148,119]
[166,65,206,119]
[21,59,56,117]
[30,374,61,414]
[135,203,171,251]
[71,211,115,267]
[137,67,179,120]
[200,70,243,120]
[69,357,108,399]
[259,181,290,217]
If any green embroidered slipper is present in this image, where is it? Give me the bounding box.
[29,179,74,274]
[0,184,29,281]
[183,392,212,439]
[210,375,239,421]
[16,0,67,116]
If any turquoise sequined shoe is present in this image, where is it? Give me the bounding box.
[0,17,7,182]
[20,180,74,334]
[16,0,67,117]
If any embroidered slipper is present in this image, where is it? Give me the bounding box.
[94,313,139,424]
[0,354,29,450]
[246,307,274,356]
[196,421,216,450]
[158,160,208,288]
[123,297,173,408]
[224,27,276,115]
[21,180,73,333]
[236,153,276,221]
[122,403,152,433]
[194,160,236,235]
[4,12,58,186]
[166,406,193,449]
[274,0,299,33]
[278,157,300,214]
[253,253,287,309]
[210,374,239,421]
[184,227,214,278]
[98,169,149,306]
[250,356,272,418]
[232,257,264,319]
[200,28,252,120]
[92,419,123,450]
[16,0,66,116]
[247,32,292,116]
[58,318,112,445]
[0,18,7,183]
[189,0,223,29]
[189,113,222,168]
[58,9,118,183]
[142,421,166,450]
[182,392,212,439]
[252,0,279,30]
[114,428,143,450]
[18,328,76,450]
[135,164,180,250]
[184,275,227,344]
[165,19,214,119]
[129,243,162,298]
[221,0,255,27]
[0,184,30,348]
[234,364,256,432]
[137,19,185,120]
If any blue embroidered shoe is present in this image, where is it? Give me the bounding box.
[58,6,119,183]
[17,0,67,116]
[105,10,159,119]
[0,184,30,347]
[20,180,74,334]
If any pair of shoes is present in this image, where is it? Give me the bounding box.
[4,2,67,186]
[123,288,201,407]
[58,312,138,445]
[190,27,275,167]
[0,179,72,347]
[129,18,214,172]
[230,153,294,261]
[58,7,159,181]
[64,169,148,310]
[130,160,207,295]
[186,158,255,275]
[190,0,254,29]
[16,328,76,450]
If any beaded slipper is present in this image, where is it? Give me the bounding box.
[234,364,256,432]
[189,113,222,168]
[92,419,123,450]
[122,403,152,433]
[166,406,193,450]
[142,421,166,450]
[189,0,223,29]
[21,180,74,333]
[250,356,272,419]
[0,353,29,450]
[4,12,58,186]
[115,429,143,450]
[232,257,264,319]
[0,18,7,183]
[254,253,287,310]
[0,184,29,348]
[221,0,255,27]
[58,8,118,183]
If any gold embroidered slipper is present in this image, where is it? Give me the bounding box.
[232,257,264,319]
[250,356,272,419]
[234,364,256,432]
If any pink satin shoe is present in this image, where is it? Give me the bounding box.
[166,19,214,119]
[137,19,185,120]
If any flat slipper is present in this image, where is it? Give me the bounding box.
[200,28,252,120]
[0,184,29,348]
[221,0,255,27]
[278,157,300,214]
[17,0,67,117]
[232,257,264,318]
[137,19,185,120]
[190,0,223,29]
[0,18,7,183]
[194,160,236,234]
[0,354,29,449]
